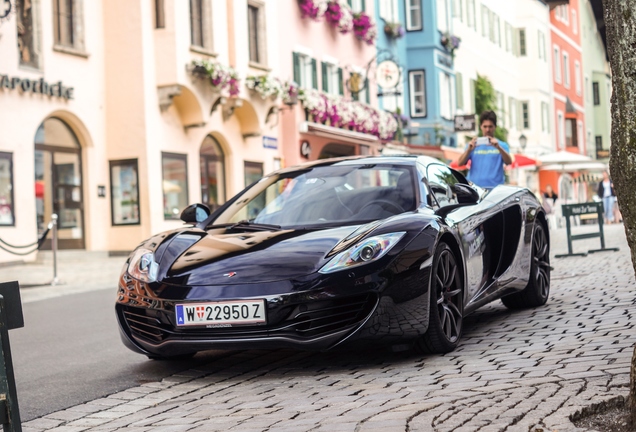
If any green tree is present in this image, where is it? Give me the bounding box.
[474,74,508,143]
[602,0,636,426]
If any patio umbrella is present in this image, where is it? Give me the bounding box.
[508,154,537,169]
[537,150,593,164]
[540,161,607,172]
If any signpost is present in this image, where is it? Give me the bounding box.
[555,202,619,258]
[0,281,23,432]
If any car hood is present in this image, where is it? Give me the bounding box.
[156,222,383,286]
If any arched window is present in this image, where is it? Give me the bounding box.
[200,136,225,211]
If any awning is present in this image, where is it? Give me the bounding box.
[299,121,380,145]
[537,150,593,164]
[540,162,607,172]
[508,154,537,169]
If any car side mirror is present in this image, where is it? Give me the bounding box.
[180,203,211,224]
[452,183,480,204]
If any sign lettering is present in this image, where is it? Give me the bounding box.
[454,114,476,132]
[0,73,74,100]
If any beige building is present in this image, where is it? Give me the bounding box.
[0,0,286,263]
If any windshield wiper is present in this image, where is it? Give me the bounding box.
[227,220,282,231]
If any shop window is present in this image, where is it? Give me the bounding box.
[0,153,15,226]
[405,0,422,31]
[248,1,267,66]
[17,0,40,68]
[408,70,426,118]
[162,153,189,220]
[190,0,212,51]
[200,136,226,212]
[110,159,140,226]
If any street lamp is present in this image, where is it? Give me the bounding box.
[519,134,527,152]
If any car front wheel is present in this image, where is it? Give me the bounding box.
[417,242,463,354]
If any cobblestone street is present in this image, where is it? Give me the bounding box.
[22,223,635,432]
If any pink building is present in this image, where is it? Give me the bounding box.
[276,0,393,167]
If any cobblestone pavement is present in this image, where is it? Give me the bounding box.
[21,223,635,432]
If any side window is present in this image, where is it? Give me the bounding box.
[426,164,458,207]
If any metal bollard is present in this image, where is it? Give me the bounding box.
[50,214,59,286]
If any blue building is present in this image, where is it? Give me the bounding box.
[375,0,458,148]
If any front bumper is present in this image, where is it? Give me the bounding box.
[116,266,430,356]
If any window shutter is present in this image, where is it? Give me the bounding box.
[311,58,318,89]
[293,53,301,86]
[470,79,476,113]
[338,68,344,95]
[456,72,463,110]
[361,0,366,11]
[322,62,329,92]
[365,78,370,103]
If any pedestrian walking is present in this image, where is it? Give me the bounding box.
[457,110,513,190]
[597,171,616,224]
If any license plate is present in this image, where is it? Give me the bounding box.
[175,300,266,326]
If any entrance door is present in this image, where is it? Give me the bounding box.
[34,118,85,249]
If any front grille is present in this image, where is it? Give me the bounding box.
[120,293,377,344]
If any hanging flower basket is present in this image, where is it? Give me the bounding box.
[440,32,461,57]
[190,60,241,97]
[298,0,328,20]
[383,21,405,39]
[298,88,397,140]
[352,12,377,44]
[245,74,285,100]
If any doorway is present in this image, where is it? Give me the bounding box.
[34,118,85,249]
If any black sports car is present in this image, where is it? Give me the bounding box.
[116,155,550,359]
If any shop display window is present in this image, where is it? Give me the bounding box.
[110,159,140,225]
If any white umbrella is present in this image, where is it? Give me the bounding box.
[540,162,607,172]
[537,150,593,164]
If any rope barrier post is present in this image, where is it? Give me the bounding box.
[50,214,59,286]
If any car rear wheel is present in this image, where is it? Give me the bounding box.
[416,242,463,354]
[501,222,550,309]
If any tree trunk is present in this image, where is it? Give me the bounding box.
[602,0,636,427]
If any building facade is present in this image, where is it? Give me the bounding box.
[0,0,293,262]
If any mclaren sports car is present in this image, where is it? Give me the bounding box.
[116,155,551,359]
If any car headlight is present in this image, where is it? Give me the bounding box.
[319,232,406,274]
[127,248,159,282]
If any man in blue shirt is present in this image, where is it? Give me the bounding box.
[457,110,513,189]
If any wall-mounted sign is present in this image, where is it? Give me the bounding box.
[454,114,476,132]
[97,185,106,198]
[263,136,278,150]
[300,140,311,158]
[0,74,74,99]
[376,60,400,90]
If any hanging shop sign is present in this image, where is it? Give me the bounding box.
[0,74,74,100]
[454,114,476,132]
[376,60,400,90]
[300,140,311,158]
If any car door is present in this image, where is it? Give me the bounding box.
[425,164,491,303]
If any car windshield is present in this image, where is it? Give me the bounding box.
[210,164,417,228]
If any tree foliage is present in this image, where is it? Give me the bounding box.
[474,74,508,143]
[602,0,636,426]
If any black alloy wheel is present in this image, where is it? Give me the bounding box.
[502,221,550,309]
[417,242,463,354]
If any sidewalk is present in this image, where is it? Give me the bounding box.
[0,250,125,304]
[11,223,636,432]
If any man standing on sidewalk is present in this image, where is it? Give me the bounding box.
[457,110,513,189]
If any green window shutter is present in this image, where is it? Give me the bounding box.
[293,53,301,86]
[338,68,344,95]
[470,79,476,113]
[456,72,464,109]
[311,58,318,89]
[322,62,329,92]
[361,0,366,11]
[365,78,370,103]
[347,0,352,7]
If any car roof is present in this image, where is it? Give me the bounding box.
[271,154,445,176]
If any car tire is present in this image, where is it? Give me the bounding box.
[416,242,463,354]
[501,221,550,309]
